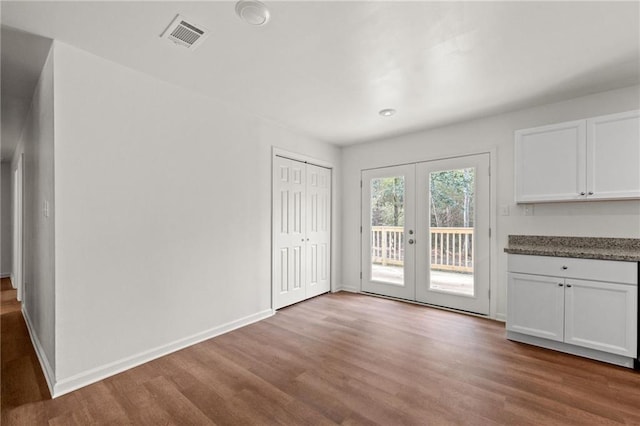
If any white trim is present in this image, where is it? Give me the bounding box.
[494,313,506,322]
[362,291,496,320]
[53,308,274,398]
[334,285,360,293]
[488,147,498,320]
[22,306,56,397]
[0,273,11,279]
[272,147,333,169]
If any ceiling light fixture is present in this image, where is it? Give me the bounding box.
[379,108,396,117]
[235,0,271,26]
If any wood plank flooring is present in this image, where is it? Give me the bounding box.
[2,280,640,424]
[1,278,21,316]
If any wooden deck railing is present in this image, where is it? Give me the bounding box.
[371,226,473,273]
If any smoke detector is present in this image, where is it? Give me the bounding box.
[235,0,270,26]
[160,14,210,49]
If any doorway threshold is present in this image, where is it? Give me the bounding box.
[360,291,492,320]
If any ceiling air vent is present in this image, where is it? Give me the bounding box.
[160,14,209,50]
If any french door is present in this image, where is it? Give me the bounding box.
[361,154,491,315]
[361,165,416,300]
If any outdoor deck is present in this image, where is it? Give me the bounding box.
[370,226,475,296]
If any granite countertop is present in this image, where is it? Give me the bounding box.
[504,235,640,262]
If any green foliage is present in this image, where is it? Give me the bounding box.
[371,177,405,226]
[430,168,474,227]
[369,169,475,228]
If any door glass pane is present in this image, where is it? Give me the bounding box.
[428,168,474,296]
[370,176,405,285]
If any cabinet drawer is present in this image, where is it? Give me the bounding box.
[508,254,637,285]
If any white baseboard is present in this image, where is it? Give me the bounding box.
[53,308,275,398]
[334,285,360,293]
[22,306,56,397]
[494,313,506,322]
[0,273,11,279]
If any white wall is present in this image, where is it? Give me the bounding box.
[10,47,57,379]
[1,161,12,276]
[341,85,640,320]
[52,42,340,393]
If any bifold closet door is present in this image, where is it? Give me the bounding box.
[305,163,331,299]
[273,156,331,309]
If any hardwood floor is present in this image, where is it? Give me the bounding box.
[1,278,21,315]
[2,284,640,425]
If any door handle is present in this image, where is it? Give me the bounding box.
[408,239,415,245]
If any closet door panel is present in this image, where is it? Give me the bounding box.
[273,157,307,308]
[306,164,331,298]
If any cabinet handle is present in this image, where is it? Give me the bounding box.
[558,283,563,287]
[580,192,586,196]
[566,284,572,288]
[562,266,568,270]
[588,191,594,195]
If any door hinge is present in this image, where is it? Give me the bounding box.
[489,228,491,237]
[488,288,491,298]
[488,166,491,176]
[360,180,363,188]
[360,225,362,233]
[360,272,362,279]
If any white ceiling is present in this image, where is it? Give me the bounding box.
[1,26,52,161]
[1,1,639,159]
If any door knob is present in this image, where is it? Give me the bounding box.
[408,239,415,245]
[408,230,414,235]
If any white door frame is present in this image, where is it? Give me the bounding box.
[359,149,498,318]
[13,154,24,302]
[271,147,334,311]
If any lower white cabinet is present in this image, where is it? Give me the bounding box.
[508,273,565,342]
[564,278,637,357]
[507,255,638,365]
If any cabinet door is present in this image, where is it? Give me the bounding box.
[564,278,637,357]
[515,120,586,202]
[586,110,640,200]
[507,273,565,342]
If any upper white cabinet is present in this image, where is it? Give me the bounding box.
[515,120,586,202]
[587,111,640,200]
[515,110,640,203]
